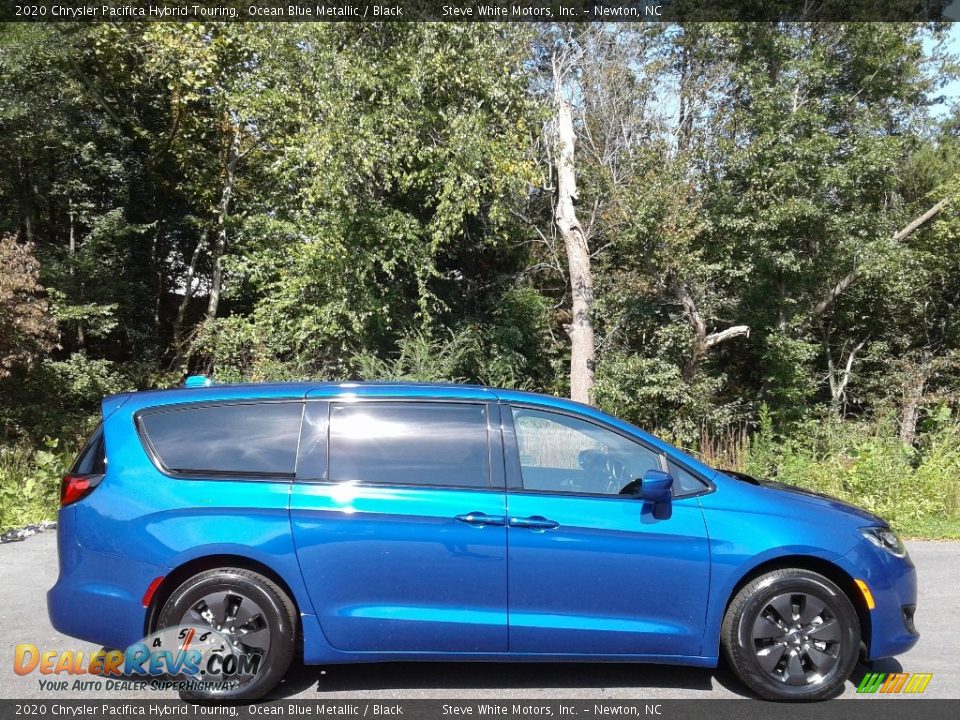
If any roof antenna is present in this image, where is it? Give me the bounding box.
[183,375,214,388]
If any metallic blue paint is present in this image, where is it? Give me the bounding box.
[49,381,918,670]
[505,492,710,656]
[290,483,509,653]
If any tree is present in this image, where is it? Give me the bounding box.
[185,23,539,380]
[0,234,57,378]
[701,23,944,424]
[550,33,596,404]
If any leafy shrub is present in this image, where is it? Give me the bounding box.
[353,330,478,383]
[1,352,167,445]
[0,439,76,531]
[738,410,960,537]
[594,353,746,446]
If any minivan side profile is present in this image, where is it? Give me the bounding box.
[49,380,918,701]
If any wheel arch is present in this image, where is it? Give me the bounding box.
[714,554,871,659]
[145,554,302,641]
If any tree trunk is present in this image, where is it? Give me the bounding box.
[553,58,595,405]
[899,354,935,447]
[206,124,241,320]
[825,333,867,418]
[899,374,926,447]
[18,156,35,244]
[172,234,207,362]
[68,198,85,348]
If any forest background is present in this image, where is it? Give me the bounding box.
[2,22,960,537]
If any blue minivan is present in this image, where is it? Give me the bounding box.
[49,380,918,701]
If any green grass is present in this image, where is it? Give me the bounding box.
[897,515,960,540]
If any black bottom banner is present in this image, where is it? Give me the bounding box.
[0,700,957,720]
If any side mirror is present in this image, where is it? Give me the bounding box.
[640,469,673,503]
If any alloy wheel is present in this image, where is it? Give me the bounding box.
[750,591,842,686]
[179,590,272,671]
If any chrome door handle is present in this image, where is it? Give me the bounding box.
[508,515,560,530]
[455,512,506,527]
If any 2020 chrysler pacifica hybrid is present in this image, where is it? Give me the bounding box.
[49,379,918,701]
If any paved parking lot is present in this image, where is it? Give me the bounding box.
[1,532,956,699]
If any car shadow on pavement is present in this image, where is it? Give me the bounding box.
[267,656,903,700]
[850,657,904,687]
[266,659,755,699]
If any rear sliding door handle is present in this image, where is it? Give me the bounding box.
[455,512,507,527]
[508,515,560,530]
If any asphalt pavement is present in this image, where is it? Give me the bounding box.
[1,532,956,700]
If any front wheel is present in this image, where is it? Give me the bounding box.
[156,568,296,701]
[721,568,860,701]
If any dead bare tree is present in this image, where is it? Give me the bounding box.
[551,42,596,404]
[670,278,750,380]
[824,332,869,417]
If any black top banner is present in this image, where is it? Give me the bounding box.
[1,0,959,23]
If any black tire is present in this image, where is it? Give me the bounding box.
[721,568,860,701]
[157,568,297,701]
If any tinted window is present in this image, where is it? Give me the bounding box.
[139,402,303,476]
[512,407,662,495]
[72,425,106,475]
[329,402,490,488]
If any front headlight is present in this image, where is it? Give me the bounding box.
[860,526,907,558]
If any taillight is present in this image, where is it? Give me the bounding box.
[60,474,103,507]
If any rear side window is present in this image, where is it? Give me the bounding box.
[328,402,490,488]
[138,402,303,476]
[72,425,106,475]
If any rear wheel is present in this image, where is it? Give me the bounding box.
[157,568,296,701]
[721,568,860,700]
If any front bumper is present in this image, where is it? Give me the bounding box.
[841,540,919,660]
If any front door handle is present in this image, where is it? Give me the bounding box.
[455,512,506,527]
[509,515,560,530]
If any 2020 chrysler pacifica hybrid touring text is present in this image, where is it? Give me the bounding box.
[49,379,918,701]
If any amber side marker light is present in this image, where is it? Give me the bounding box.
[855,579,876,610]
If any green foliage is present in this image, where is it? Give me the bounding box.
[594,354,738,445]
[758,333,819,426]
[741,413,960,537]
[0,438,76,531]
[0,352,168,445]
[0,23,959,537]
[353,330,478,383]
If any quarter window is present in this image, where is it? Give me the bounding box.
[668,460,709,496]
[139,402,303,476]
[72,425,106,475]
[328,402,490,488]
[511,407,663,496]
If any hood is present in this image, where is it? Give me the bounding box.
[720,470,886,526]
